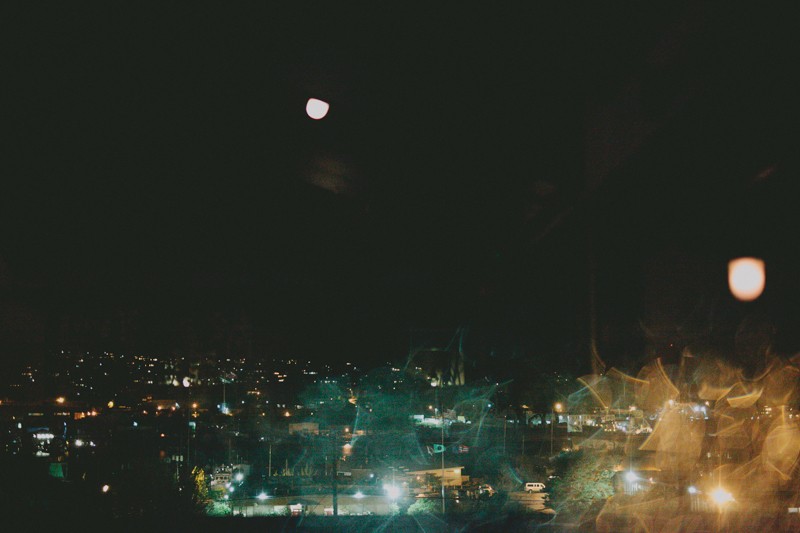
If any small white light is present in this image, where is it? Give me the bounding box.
[74,439,84,447]
[306,98,330,120]
[257,492,269,501]
[235,473,244,482]
[354,491,365,499]
[688,486,698,494]
[625,471,639,483]
[101,484,110,493]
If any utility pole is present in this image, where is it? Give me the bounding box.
[332,435,339,516]
[268,442,272,478]
[503,415,507,455]
[438,386,446,514]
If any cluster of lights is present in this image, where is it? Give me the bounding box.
[686,485,735,508]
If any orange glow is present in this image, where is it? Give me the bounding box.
[56,397,65,404]
[728,257,765,301]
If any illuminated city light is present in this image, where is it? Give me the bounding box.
[625,471,639,483]
[710,487,734,505]
[384,484,401,500]
[728,257,765,301]
[101,484,110,493]
[107,400,114,408]
[305,98,330,120]
[74,439,84,447]
[354,491,365,499]
[688,486,699,494]
[235,473,244,482]
[56,397,65,404]
[257,492,269,501]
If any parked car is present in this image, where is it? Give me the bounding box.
[525,482,546,493]
[477,484,496,497]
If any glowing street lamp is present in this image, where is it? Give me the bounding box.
[551,403,564,455]
[385,484,401,500]
[101,484,110,493]
[306,98,330,120]
[257,492,269,501]
[728,257,765,301]
[710,487,734,506]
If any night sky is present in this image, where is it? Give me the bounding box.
[2,5,800,370]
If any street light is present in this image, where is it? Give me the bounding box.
[710,487,734,506]
[551,403,564,455]
[385,484,401,500]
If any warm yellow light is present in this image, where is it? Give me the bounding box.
[284,411,291,417]
[56,397,65,404]
[554,403,563,412]
[710,487,734,505]
[192,403,198,409]
[728,257,765,301]
[107,400,114,409]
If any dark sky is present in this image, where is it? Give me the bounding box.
[2,5,799,368]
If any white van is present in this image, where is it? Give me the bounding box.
[525,482,545,493]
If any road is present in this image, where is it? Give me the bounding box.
[507,491,550,511]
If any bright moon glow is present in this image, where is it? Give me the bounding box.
[728,257,765,301]
[306,98,330,120]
